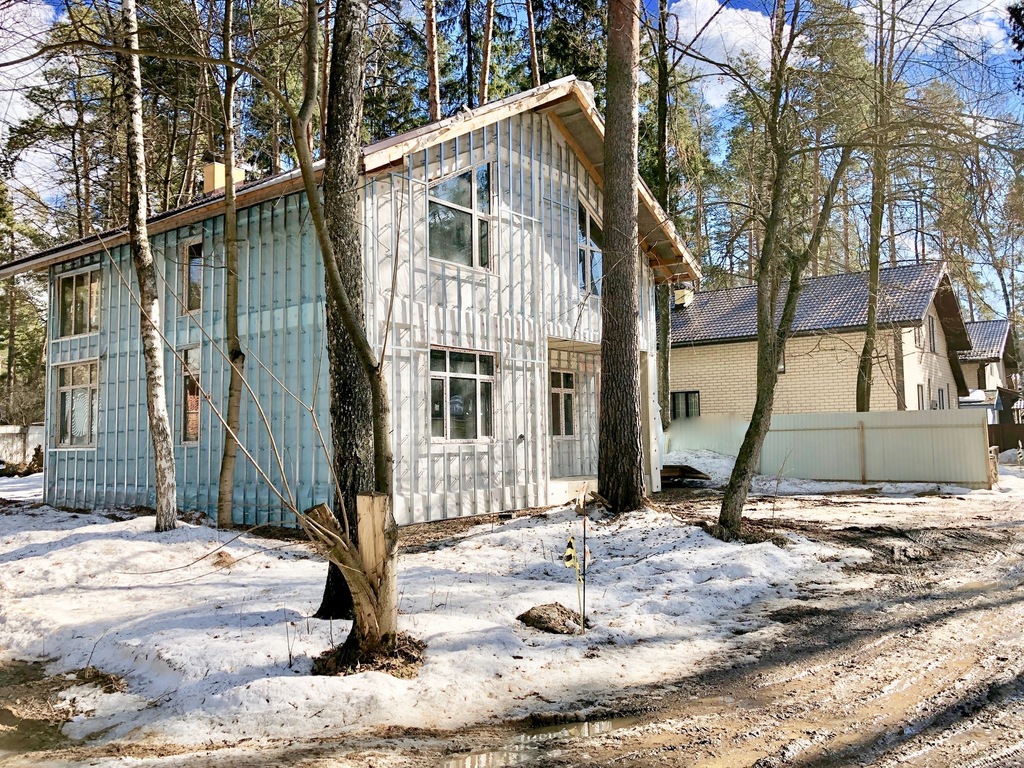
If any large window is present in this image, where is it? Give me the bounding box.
[550,371,575,437]
[181,347,201,443]
[671,391,700,420]
[56,361,98,447]
[430,349,494,440]
[57,269,101,337]
[577,202,603,296]
[183,240,203,313]
[428,166,491,268]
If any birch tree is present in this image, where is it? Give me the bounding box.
[118,0,178,532]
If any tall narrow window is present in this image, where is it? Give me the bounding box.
[550,371,575,437]
[577,202,603,296]
[57,269,101,337]
[56,361,99,447]
[917,384,925,410]
[184,241,203,313]
[181,347,201,443]
[428,165,492,268]
[429,349,495,440]
[928,314,937,353]
[937,387,946,410]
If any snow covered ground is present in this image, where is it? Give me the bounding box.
[0,454,1015,755]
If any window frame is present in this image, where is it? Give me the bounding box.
[928,314,937,353]
[182,238,204,314]
[55,360,99,449]
[426,164,493,270]
[180,346,201,444]
[56,268,102,338]
[429,348,496,442]
[670,390,701,420]
[917,384,925,411]
[577,201,604,298]
[549,370,576,438]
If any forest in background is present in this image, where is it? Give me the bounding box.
[1,0,1023,426]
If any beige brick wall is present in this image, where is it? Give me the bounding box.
[670,305,960,417]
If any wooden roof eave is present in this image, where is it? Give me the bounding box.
[933,273,972,352]
[537,92,700,284]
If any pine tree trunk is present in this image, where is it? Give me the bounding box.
[598,0,644,514]
[525,0,541,87]
[217,0,245,529]
[655,0,671,426]
[424,0,441,120]
[463,0,474,108]
[120,0,178,533]
[479,0,495,105]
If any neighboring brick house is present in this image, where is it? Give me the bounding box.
[958,319,1019,423]
[669,262,971,419]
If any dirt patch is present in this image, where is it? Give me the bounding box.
[0,660,126,756]
[311,632,426,679]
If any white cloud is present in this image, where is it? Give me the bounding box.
[0,1,63,219]
[667,0,775,107]
[667,0,1017,108]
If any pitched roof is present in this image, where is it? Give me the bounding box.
[959,320,1010,362]
[2,77,699,284]
[671,262,968,350]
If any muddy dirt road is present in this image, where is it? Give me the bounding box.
[8,489,1024,767]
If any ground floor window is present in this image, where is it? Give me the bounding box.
[57,361,98,447]
[671,390,700,419]
[181,347,201,443]
[550,371,575,437]
[937,387,946,410]
[917,384,925,411]
[430,348,494,440]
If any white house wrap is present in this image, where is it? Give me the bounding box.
[4,78,700,526]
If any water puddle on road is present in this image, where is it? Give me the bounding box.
[443,716,640,768]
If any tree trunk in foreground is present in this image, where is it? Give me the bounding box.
[598,0,644,513]
[217,0,245,528]
[120,0,177,532]
[313,0,399,652]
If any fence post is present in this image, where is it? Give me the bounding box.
[858,420,866,483]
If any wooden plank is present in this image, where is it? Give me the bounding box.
[356,493,390,584]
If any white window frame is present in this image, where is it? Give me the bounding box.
[56,268,101,338]
[577,201,603,297]
[427,164,493,270]
[917,384,925,411]
[55,360,99,448]
[550,370,576,438]
[928,314,937,353]
[429,348,496,442]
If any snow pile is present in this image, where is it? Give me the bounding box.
[0,476,851,747]
[665,449,988,497]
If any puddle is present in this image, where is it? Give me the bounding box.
[443,716,640,768]
[0,658,69,756]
